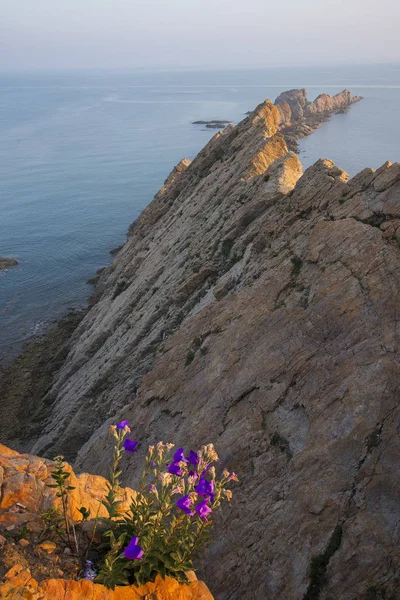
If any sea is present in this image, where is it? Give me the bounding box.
[1,64,400,361]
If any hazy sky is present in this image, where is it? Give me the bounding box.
[1,0,399,71]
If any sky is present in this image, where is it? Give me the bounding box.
[1,0,399,71]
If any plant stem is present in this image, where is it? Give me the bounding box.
[178,519,208,566]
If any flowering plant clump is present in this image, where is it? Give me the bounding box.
[96,421,238,589]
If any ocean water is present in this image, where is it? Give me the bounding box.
[1,65,400,360]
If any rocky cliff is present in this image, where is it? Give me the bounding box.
[2,89,400,599]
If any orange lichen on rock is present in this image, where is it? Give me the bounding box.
[0,565,214,600]
[0,443,135,524]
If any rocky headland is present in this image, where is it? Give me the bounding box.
[2,88,400,599]
[275,88,363,151]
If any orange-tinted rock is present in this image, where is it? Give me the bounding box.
[0,444,135,525]
[0,566,214,600]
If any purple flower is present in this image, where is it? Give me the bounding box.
[124,536,144,560]
[176,494,194,516]
[123,439,138,452]
[116,420,129,429]
[168,461,182,476]
[195,477,214,497]
[173,447,189,462]
[188,450,199,466]
[195,499,212,521]
[150,461,157,468]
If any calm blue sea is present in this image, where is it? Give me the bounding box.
[1,65,400,360]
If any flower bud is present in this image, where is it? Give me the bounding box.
[224,489,233,501]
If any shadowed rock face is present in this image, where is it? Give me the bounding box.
[4,90,400,598]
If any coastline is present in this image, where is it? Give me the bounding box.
[0,308,85,452]
[0,88,363,450]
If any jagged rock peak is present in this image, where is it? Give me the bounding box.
[275,87,363,125]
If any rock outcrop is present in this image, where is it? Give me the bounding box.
[274,88,363,151]
[0,258,18,270]
[275,88,362,125]
[0,445,213,600]
[3,89,400,599]
[0,443,135,526]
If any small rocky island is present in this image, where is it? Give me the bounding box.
[0,257,18,270]
[192,119,232,129]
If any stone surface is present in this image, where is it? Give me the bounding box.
[0,564,213,600]
[0,443,135,525]
[37,541,57,554]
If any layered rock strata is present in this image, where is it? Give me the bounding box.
[3,89,400,599]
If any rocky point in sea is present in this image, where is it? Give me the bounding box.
[192,120,232,129]
[2,88,400,599]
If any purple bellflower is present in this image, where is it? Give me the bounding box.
[188,450,199,466]
[173,447,189,462]
[176,494,194,516]
[116,420,129,429]
[124,536,144,560]
[168,462,182,476]
[195,477,214,496]
[195,477,214,502]
[195,499,212,521]
[123,439,138,452]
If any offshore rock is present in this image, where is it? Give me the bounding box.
[0,258,18,270]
